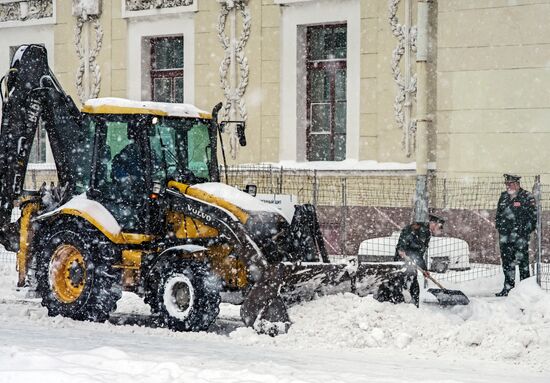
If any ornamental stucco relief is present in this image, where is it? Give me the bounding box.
[0,0,53,23]
[389,0,417,157]
[125,0,193,11]
[217,0,251,159]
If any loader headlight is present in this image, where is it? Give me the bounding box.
[244,184,257,197]
[152,181,162,194]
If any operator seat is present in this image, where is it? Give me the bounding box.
[95,143,112,189]
[111,140,143,185]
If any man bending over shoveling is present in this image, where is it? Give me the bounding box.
[393,214,445,307]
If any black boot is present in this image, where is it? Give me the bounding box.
[495,288,509,297]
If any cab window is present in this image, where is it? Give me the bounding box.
[149,118,212,184]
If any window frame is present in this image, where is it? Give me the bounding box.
[305,23,347,161]
[89,115,150,197]
[149,36,184,103]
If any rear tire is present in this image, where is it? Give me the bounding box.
[146,260,221,332]
[34,219,122,322]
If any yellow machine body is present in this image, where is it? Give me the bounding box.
[18,178,254,291]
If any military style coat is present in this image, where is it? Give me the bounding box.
[495,188,537,238]
[394,222,431,270]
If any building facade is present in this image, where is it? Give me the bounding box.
[1,0,550,178]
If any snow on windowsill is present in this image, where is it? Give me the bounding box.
[250,160,421,172]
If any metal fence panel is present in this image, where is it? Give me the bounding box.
[1,165,548,291]
[0,207,20,264]
[223,166,549,290]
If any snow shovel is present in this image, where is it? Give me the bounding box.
[402,254,470,306]
[423,272,470,306]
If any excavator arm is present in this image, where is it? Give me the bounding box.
[0,44,90,251]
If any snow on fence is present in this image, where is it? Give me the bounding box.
[1,166,549,291]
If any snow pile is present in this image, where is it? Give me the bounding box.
[3,344,316,383]
[0,263,19,301]
[231,278,550,371]
[3,346,179,383]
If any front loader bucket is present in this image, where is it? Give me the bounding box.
[239,204,410,334]
[280,262,354,305]
[277,204,356,304]
[240,261,410,335]
[239,262,356,334]
[240,263,291,336]
[287,204,329,263]
[354,262,407,298]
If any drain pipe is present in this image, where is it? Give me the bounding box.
[414,0,431,223]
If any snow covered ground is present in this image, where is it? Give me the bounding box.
[1,262,549,383]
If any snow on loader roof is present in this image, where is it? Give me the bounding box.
[82,97,212,119]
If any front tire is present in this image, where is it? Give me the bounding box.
[34,219,122,322]
[146,260,221,332]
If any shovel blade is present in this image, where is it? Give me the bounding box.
[427,288,470,306]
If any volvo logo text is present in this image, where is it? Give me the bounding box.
[185,204,213,222]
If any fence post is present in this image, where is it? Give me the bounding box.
[340,178,347,256]
[269,165,273,194]
[313,170,318,206]
[442,178,447,208]
[534,175,542,287]
[414,174,429,223]
[278,166,283,194]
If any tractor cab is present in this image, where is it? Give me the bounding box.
[81,98,219,232]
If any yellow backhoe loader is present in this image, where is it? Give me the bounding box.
[0,45,398,334]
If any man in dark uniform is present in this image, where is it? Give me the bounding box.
[495,174,537,296]
[393,214,445,306]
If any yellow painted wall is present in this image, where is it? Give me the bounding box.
[195,0,281,164]
[49,0,418,166]
[436,0,550,178]
[363,0,409,163]
[53,0,124,105]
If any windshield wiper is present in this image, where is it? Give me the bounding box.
[156,127,190,181]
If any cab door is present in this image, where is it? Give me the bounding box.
[89,115,153,233]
